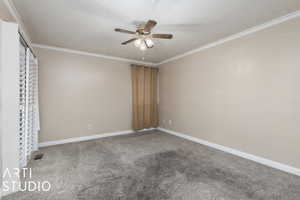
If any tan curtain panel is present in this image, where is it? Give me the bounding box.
[131,65,158,130]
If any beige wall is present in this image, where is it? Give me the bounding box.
[36,48,132,142]
[159,18,300,168]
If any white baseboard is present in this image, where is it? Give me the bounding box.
[39,127,300,176]
[158,127,300,177]
[38,128,158,148]
[39,130,135,148]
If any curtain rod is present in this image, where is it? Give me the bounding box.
[19,31,36,58]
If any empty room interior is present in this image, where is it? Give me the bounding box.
[1,0,300,199]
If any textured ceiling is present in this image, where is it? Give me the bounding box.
[12,0,300,63]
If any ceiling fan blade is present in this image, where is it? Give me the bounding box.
[121,38,137,45]
[115,28,136,34]
[152,34,173,39]
[144,20,157,32]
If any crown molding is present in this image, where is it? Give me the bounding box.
[157,10,300,66]
[32,44,157,66]
[3,0,32,46]
[4,0,154,66]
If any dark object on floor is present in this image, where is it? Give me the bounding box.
[33,153,44,160]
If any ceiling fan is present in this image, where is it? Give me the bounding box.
[115,20,173,51]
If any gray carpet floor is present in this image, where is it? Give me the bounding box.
[3,130,300,200]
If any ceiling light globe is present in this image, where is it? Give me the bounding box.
[134,39,142,47]
[140,42,147,51]
[145,38,154,48]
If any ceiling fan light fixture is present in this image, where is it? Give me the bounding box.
[140,42,147,51]
[134,38,142,47]
[145,38,154,48]
[115,20,173,50]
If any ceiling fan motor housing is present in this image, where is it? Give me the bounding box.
[137,24,151,35]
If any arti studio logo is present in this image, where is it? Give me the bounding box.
[2,168,51,192]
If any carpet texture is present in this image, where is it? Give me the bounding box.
[3,130,300,200]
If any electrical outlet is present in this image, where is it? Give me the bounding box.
[168,120,172,125]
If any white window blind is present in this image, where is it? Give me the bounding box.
[19,42,40,168]
[19,42,27,167]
